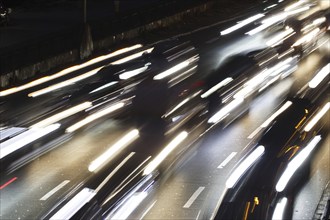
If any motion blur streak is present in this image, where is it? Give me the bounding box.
[220,14,264,35]
[119,66,149,80]
[272,197,288,220]
[0,123,61,159]
[31,102,92,128]
[264,4,277,10]
[226,145,265,188]
[66,102,125,133]
[107,174,153,219]
[266,28,295,47]
[308,63,330,88]
[110,192,148,220]
[143,131,188,175]
[88,130,139,172]
[111,48,154,65]
[304,103,330,132]
[28,67,103,97]
[89,81,118,94]
[284,0,306,11]
[50,188,96,220]
[276,135,322,192]
[246,6,310,35]
[0,44,142,97]
[312,17,326,26]
[201,77,233,98]
[0,177,18,190]
[261,101,292,128]
[95,152,136,193]
[246,14,286,35]
[0,127,26,141]
[293,28,320,47]
[153,59,191,80]
[208,98,244,124]
[166,91,202,117]
[270,57,294,76]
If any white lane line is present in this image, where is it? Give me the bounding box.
[217,152,237,169]
[183,187,205,208]
[196,210,201,220]
[140,200,157,220]
[40,180,70,201]
[247,126,263,139]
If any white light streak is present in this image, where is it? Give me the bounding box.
[304,102,330,132]
[88,129,139,172]
[313,17,326,25]
[246,13,286,35]
[153,60,190,80]
[276,135,321,192]
[166,91,201,117]
[261,101,292,128]
[89,81,118,94]
[293,28,320,47]
[201,77,233,98]
[272,197,288,220]
[264,4,277,10]
[40,180,70,201]
[28,67,102,97]
[31,102,92,128]
[0,44,142,97]
[308,63,330,88]
[50,188,96,220]
[220,14,265,35]
[143,131,188,175]
[66,102,125,133]
[0,127,26,141]
[284,0,306,11]
[119,66,148,80]
[110,192,148,220]
[208,98,244,124]
[1,123,60,159]
[111,48,154,65]
[246,6,309,35]
[226,145,265,188]
[266,28,295,47]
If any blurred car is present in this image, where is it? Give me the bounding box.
[273,9,329,57]
[209,63,330,220]
[212,98,328,220]
[203,46,298,127]
[39,40,208,220]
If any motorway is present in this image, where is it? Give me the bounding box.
[128,50,330,220]
[1,1,329,219]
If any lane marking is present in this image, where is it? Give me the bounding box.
[217,152,237,169]
[247,126,263,139]
[40,180,70,201]
[139,200,157,220]
[196,210,201,220]
[183,186,205,208]
[0,177,17,190]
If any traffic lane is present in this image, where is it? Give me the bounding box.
[130,75,294,220]
[130,49,327,219]
[0,119,133,219]
[292,135,330,220]
[290,47,330,94]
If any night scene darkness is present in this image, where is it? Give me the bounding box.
[0,0,329,219]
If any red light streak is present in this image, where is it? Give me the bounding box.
[0,177,18,190]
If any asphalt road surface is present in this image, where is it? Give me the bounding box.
[0,2,329,219]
